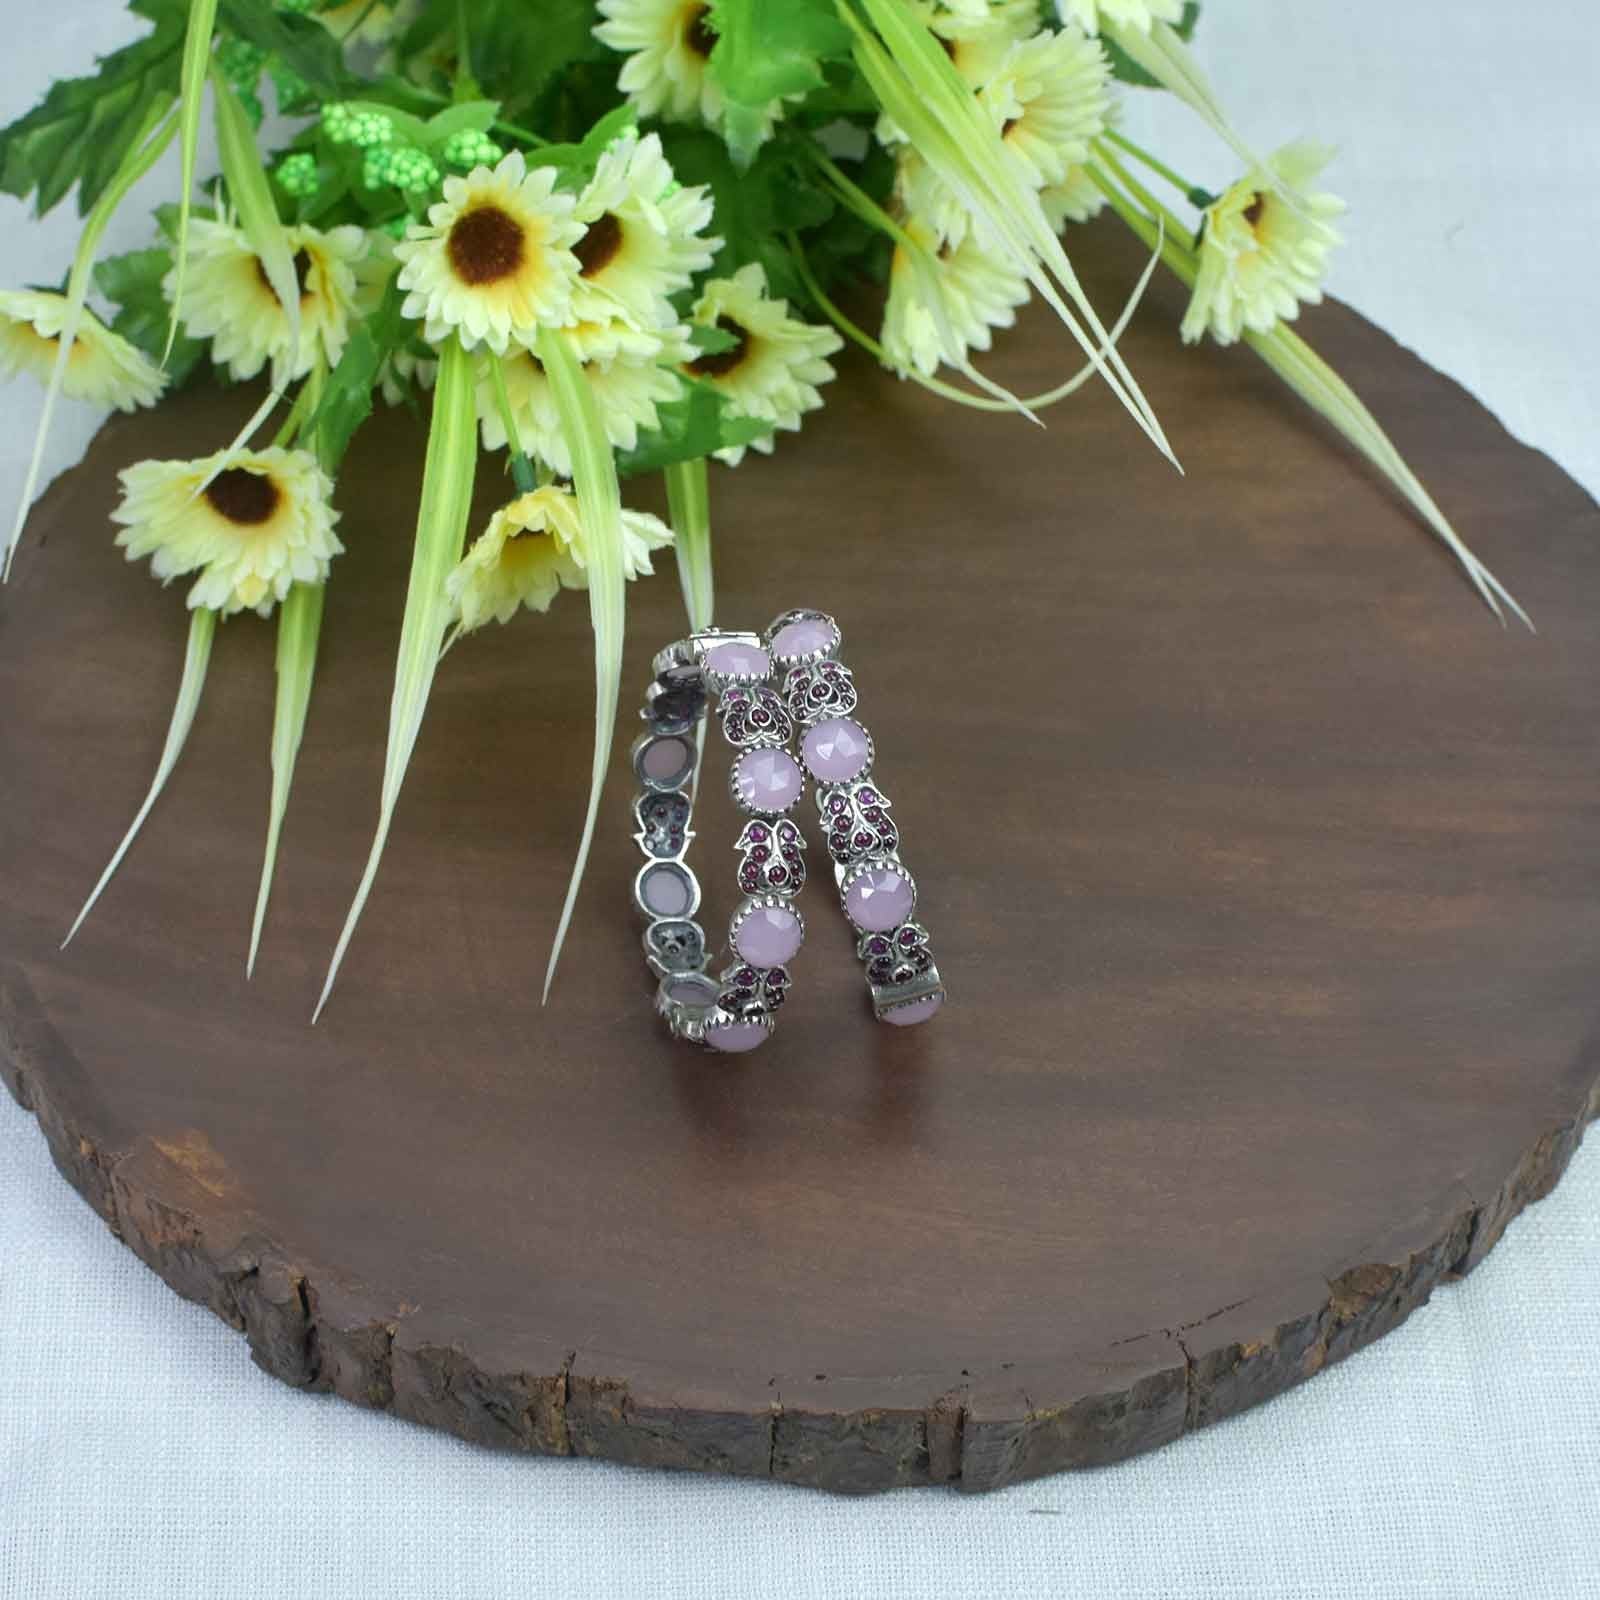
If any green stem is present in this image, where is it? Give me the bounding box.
[1102,129,1217,211]
[663,456,713,631]
[488,351,537,494]
[802,143,921,256]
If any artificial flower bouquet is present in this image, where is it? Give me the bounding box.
[0,0,1520,1010]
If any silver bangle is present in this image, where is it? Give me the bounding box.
[632,629,809,1053]
[764,609,946,1027]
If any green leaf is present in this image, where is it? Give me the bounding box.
[616,377,772,477]
[215,0,352,99]
[249,582,325,976]
[0,0,186,215]
[168,0,221,359]
[664,457,713,632]
[1103,2,1201,88]
[63,608,218,947]
[535,325,627,1004]
[706,0,851,165]
[315,337,480,1021]
[93,247,207,383]
[538,104,640,188]
[304,274,408,471]
[656,128,832,301]
[419,100,500,150]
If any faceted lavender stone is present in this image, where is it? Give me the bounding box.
[705,1020,769,1054]
[732,748,803,814]
[844,865,914,932]
[639,862,694,917]
[734,904,803,967]
[640,734,693,784]
[801,717,870,783]
[771,616,836,659]
[882,992,944,1027]
[704,640,770,680]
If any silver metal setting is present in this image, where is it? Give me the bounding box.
[632,626,810,1052]
[778,608,946,1026]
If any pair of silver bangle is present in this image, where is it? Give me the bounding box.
[630,609,945,1053]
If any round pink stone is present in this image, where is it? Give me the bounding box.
[732,747,803,814]
[638,862,694,917]
[770,616,836,659]
[801,717,871,783]
[705,1020,769,1054]
[882,992,944,1027]
[704,640,770,680]
[640,734,693,784]
[844,865,915,932]
[733,904,803,967]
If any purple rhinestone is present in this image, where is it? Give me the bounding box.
[735,966,757,986]
[829,796,848,815]
[898,928,919,948]
[748,823,769,843]
[858,788,877,804]
[864,807,884,823]
[867,937,890,956]
[769,866,788,886]
[750,844,770,863]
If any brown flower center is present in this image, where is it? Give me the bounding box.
[1242,192,1267,229]
[204,468,280,527]
[686,316,750,380]
[255,249,314,301]
[683,4,716,59]
[447,205,527,287]
[573,212,624,278]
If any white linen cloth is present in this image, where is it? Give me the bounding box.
[2,3,1597,1596]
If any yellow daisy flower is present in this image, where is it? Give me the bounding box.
[979,25,1111,189]
[168,218,366,384]
[570,130,721,330]
[685,263,842,465]
[1181,141,1346,347]
[477,333,689,476]
[1057,0,1185,32]
[593,0,789,139]
[112,447,343,617]
[446,486,674,634]
[0,289,165,411]
[395,151,584,354]
[881,216,1029,378]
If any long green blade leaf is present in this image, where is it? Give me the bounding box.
[204,62,300,485]
[537,325,627,1005]
[1088,156,1527,627]
[664,456,713,631]
[166,0,219,360]
[62,607,217,947]
[248,580,325,976]
[848,0,1178,468]
[315,337,479,1020]
[4,99,178,581]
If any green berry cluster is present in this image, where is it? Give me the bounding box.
[441,129,504,170]
[218,39,267,90]
[363,145,440,195]
[270,60,316,116]
[275,151,320,199]
[322,103,395,150]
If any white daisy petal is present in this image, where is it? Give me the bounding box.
[0,289,166,412]
[1056,0,1186,33]
[112,446,343,618]
[1181,140,1347,347]
[684,263,843,466]
[979,26,1112,189]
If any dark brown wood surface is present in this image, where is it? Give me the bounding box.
[3,220,1597,1494]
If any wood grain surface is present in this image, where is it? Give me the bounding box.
[3,220,1597,1494]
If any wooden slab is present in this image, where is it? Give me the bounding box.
[2,220,1597,1494]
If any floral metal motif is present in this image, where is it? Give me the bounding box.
[856,922,935,988]
[718,683,794,749]
[734,817,807,896]
[717,961,792,1016]
[782,659,858,726]
[634,791,693,859]
[817,779,899,865]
